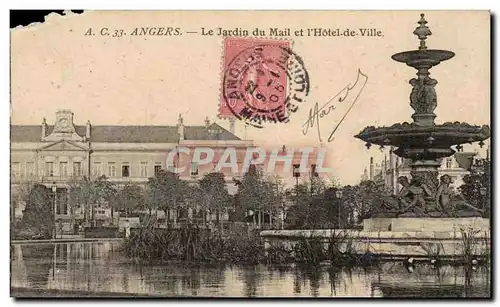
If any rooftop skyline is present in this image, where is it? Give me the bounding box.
[11,11,490,184]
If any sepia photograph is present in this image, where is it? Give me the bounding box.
[9,10,491,298]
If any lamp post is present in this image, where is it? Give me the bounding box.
[480,186,487,213]
[51,185,57,239]
[310,164,318,198]
[293,164,300,207]
[480,187,487,196]
[479,187,488,196]
[335,189,343,229]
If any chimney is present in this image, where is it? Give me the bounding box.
[41,117,47,139]
[389,148,396,169]
[178,114,184,141]
[204,116,210,129]
[369,157,374,181]
[86,120,91,140]
[229,118,235,135]
[389,150,397,194]
[383,155,389,179]
[361,167,368,181]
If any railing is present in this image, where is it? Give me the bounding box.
[40,175,85,183]
[101,177,150,183]
[11,175,85,184]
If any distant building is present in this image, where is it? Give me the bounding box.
[360,167,369,182]
[11,110,318,229]
[11,110,253,226]
[365,149,477,194]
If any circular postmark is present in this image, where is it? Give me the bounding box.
[222,44,310,128]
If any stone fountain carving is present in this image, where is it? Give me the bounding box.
[355,14,490,218]
[409,76,437,114]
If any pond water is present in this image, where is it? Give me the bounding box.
[11,242,490,298]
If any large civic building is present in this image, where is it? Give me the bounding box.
[11,110,320,229]
[10,110,254,225]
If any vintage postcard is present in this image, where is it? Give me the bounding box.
[10,10,491,298]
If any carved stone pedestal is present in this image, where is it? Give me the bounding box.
[389,158,484,218]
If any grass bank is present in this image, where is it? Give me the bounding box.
[122,226,266,264]
[121,226,376,266]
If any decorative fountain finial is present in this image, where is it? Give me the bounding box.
[413,13,432,50]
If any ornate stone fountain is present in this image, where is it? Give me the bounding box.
[261,14,490,258]
[355,14,491,218]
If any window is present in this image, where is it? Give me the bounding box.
[191,162,199,176]
[154,164,162,176]
[59,162,68,177]
[56,189,68,215]
[140,162,148,177]
[208,128,222,136]
[293,164,300,178]
[166,161,175,172]
[108,162,116,177]
[122,164,130,177]
[12,162,20,177]
[93,162,102,177]
[45,162,54,176]
[311,164,318,177]
[446,158,452,168]
[25,162,34,177]
[73,162,82,177]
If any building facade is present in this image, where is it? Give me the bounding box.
[11,110,255,225]
[365,149,477,194]
[11,110,321,229]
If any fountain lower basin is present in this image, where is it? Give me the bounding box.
[260,218,490,260]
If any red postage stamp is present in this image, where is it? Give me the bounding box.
[220,37,309,128]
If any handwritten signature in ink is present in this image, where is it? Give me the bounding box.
[302,69,368,143]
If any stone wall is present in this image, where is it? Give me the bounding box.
[363,217,490,232]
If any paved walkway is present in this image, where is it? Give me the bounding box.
[11,237,123,245]
[58,234,85,239]
[11,287,145,297]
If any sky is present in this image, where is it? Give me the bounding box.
[10,10,491,184]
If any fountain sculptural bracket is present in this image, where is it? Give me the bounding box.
[354,14,491,218]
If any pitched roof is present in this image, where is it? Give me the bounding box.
[454,152,476,170]
[399,152,476,170]
[11,125,43,142]
[89,126,179,143]
[185,123,240,141]
[11,123,240,143]
[401,158,412,168]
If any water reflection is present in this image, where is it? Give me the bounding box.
[16,245,54,288]
[11,242,490,298]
